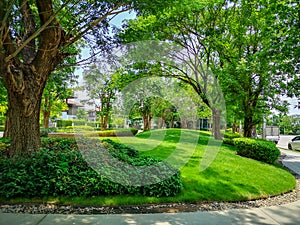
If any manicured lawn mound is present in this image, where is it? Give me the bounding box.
[0,137,182,198]
[108,129,296,202]
[234,138,280,164]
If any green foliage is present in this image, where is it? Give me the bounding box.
[234,138,280,164]
[57,120,73,127]
[223,132,242,139]
[86,122,101,127]
[56,120,86,127]
[0,126,4,131]
[0,137,182,198]
[65,126,94,131]
[76,108,88,120]
[223,132,242,146]
[84,129,139,137]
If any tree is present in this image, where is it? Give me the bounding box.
[0,0,174,156]
[41,71,75,128]
[119,0,228,139]
[218,0,299,137]
[76,108,88,120]
[82,64,117,130]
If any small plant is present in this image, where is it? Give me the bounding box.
[234,138,280,164]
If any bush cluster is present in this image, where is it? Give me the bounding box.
[223,132,242,145]
[0,138,182,198]
[84,129,138,137]
[56,120,86,127]
[234,138,280,164]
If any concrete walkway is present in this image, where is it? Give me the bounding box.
[1,200,300,225]
[1,150,300,225]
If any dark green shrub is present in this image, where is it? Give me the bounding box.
[234,138,280,164]
[56,120,73,127]
[223,138,234,146]
[0,138,182,198]
[0,126,5,131]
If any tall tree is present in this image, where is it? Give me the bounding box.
[41,70,75,128]
[0,0,174,156]
[119,0,228,139]
[82,64,117,130]
[218,0,299,137]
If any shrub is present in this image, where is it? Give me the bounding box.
[223,138,235,146]
[56,120,73,127]
[0,138,182,198]
[86,122,101,128]
[224,132,242,140]
[223,132,242,146]
[65,126,94,131]
[84,128,138,137]
[234,138,280,164]
[73,120,86,126]
[0,126,5,131]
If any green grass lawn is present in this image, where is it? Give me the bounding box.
[106,129,295,202]
[2,129,296,206]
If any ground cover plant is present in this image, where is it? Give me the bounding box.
[0,129,296,206]
[0,137,182,198]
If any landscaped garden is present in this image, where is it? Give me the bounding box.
[0,129,296,207]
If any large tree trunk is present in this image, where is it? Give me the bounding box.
[6,71,44,157]
[212,108,222,140]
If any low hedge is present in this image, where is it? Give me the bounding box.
[223,132,242,146]
[65,126,94,131]
[224,132,242,139]
[84,129,138,137]
[234,138,280,164]
[0,137,182,198]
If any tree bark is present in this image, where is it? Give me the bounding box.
[181,119,187,129]
[101,115,109,131]
[232,118,237,133]
[5,68,44,157]
[158,117,164,129]
[43,110,50,129]
[143,114,151,131]
[3,115,10,138]
[244,116,254,137]
[212,108,222,140]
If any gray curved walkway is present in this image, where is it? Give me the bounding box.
[1,149,300,225]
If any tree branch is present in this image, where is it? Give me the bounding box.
[66,4,129,47]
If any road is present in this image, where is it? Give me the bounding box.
[277,135,297,149]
